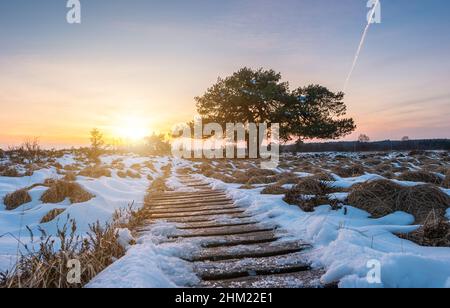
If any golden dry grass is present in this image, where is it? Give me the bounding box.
[1,220,125,288]
[261,184,289,195]
[398,170,443,185]
[40,180,94,204]
[348,180,450,223]
[40,208,65,223]
[283,177,338,212]
[3,189,32,210]
[78,165,111,178]
[332,164,365,177]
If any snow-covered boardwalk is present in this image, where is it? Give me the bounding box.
[140,174,328,288]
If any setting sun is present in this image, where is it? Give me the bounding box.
[113,116,150,141]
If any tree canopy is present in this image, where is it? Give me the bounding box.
[195,67,356,143]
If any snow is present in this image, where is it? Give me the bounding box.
[117,228,135,249]
[2,152,450,288]
[87,225,200,288]
[87,233,199,288]
[193,169,450,288]
[0,154,166,273]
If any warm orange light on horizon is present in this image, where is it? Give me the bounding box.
[111,115,151,142]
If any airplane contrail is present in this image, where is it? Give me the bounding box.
[343,0,380,92]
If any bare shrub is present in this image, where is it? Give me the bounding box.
[89,128,105,161]
[41,180,94,204]
[40,209,65,223]
[22,138,42,164]
[398,171,443,185]
[3,189,32,210]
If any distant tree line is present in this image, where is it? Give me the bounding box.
[284,139,450,153]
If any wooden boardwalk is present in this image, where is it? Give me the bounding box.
[140,174,329,288]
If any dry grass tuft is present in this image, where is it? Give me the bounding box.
[0,166,21,177]
[130,163,142,171]
[40,180,94,204]
[126,170,141,179]
[40,209,65,223]
[147,177,168,193]
[117,170,142,179]
[247,168,277,178]
[396,185,449,223]
[261,184,289,195]
[398,170,443,185]
[399,216,450,247]
[310,172,335,182]
[63,164,80,171]
[210,172,237,184]
[238,183,256,190]
[3,189,32,210]
[247,175,279,185]
[283,177,338,212]
[63,172,77,182]
[0,219,126,288]
[117,170,127,178]
[78,165,111,178]
[348,180,450,223]
[332,164,365,177]
[348,180,403,218]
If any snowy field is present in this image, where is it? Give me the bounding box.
[0,151,168,272]
[2,150,450,288]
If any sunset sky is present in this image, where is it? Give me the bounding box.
[1,0,449,148]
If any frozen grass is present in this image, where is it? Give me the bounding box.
[40,208,65,224]
[78,165,112,178]
[348,180,450,223]
[0,219,126,288]
[40,180,95,204]
[398,170,443,185]
[3,189,32,210]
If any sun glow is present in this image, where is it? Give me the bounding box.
[113,116,150,141]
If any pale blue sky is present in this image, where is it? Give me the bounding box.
[0,0,449,146]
